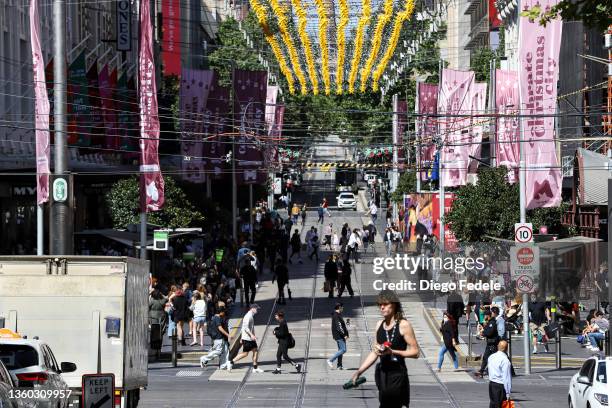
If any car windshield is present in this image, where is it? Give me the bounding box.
[0,345,39,370]
[339,194,354,199]
[597,362,607,383]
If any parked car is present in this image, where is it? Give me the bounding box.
[568,356,608,408]
[336,192,357,210]
[0,329,76,408]
[0,357,20,408]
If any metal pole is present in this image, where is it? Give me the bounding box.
[467,322,472,360]
[490,60,497,167]
[37,205,43,255]
[556,330,562,369]
[140,212,147,260]
[231,65,237,242]
[51,0,69,255]
[206,174,212,199]
[438,61,445,254]
[249,184,253,244]
[392,94,399,222]
[171,332,178,367]
[608,178,612,320]
[415,82,421,193]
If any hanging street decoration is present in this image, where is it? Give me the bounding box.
[314,0,331,95]
[335,0,349,94]
[348,0,372,94]
[249,0,296,94]
[269,0,308,94]
[292,0,320,94]
[360,0,394,92]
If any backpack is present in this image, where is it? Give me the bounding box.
[287,333,296,348]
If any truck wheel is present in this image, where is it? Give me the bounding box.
[126,390,140,408]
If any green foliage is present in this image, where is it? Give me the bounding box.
[207,16,264,86]
[470,47,501,83]
[106,176,204,229]
[391,171,417,203]
[521,0,612,31]
[445,167,570,241]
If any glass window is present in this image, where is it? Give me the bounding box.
[44,346,60,372]
[0,345,39,370]
[579,359,595,378]
[597,362,607,383]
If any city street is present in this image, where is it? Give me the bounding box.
[138,138,576,408]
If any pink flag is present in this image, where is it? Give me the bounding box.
[495,69,520,183]
[518,0,562,209]
[468,82,487,172]
[179,69,213,183]
[437,69,475,187]
[139,0,164,211]
[416,82,438,181]
[30,0,50,204]
[265,85,278,134]
[99,64,119,149]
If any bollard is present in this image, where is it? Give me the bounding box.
[555,330,561,370]
[507,327,512,361]
[467,322,473,360]
[171,333,178,367]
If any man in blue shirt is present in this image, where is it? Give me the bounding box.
[488,340,512,408]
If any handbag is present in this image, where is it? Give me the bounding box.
[502,400,515,408]
[323,281,331,292]
[287,333,296,349]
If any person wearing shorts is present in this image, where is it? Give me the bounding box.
[529,301,550,354]
[228,304,264,372]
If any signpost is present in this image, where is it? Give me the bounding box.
[82,373,115,408]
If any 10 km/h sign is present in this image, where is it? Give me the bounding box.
[515,223,533,243]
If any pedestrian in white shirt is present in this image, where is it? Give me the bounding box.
[189,292,207,347]
[488,341,512,408]
[228,305,264,372]
[347,229,362,263]
[367,202,378,223]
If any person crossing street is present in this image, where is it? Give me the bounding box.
[289,229,303,264]
[327,303,348,369]
[228,305,264,372]
[273,311,302,374]
[200,307,231,369]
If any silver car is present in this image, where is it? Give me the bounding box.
[0,336,76,408]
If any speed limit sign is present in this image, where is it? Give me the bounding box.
[514,223,533,243]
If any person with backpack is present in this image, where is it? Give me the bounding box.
[273,310,302,374]
[200,307,231,369]
[289,229,303,264]
[327,303,348,369]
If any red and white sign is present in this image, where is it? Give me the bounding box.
[162,0,181,76]
[514,222,533,243]
[511,244,539,293]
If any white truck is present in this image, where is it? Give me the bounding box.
[0,256,149,408]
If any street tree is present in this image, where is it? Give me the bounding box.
[445,167,569,241]
[106,176,204,229]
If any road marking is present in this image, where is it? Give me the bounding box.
[176,370,203,377]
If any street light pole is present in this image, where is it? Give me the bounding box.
[231,65,237,242]
[51,0,70,255]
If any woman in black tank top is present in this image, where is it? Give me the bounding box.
[351,290,420,408]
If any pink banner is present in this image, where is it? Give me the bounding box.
[468,82,487,172]
[180,69,214,183]
[265,85,278,134]
[233,70,268,185]
[396,100,408,170]
[417,82,438,180]
[202,72,230,177]
[162,0,181,75]
[267,104,285,167]
[437,69,475,187]
[139,0,164,211]
[518,0,562,209]
[495,69,520,183]
[30,0,50,204]
[99,64,119,149]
